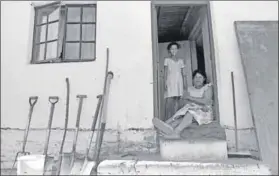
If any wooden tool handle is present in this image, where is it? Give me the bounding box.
[29,96,38,106]
[49,96,59,104]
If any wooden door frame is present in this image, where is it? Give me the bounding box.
[150,0,220,122]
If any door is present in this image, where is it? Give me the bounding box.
[151,2,220,123]
[200,6,213,83]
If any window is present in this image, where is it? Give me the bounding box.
[31,2,96,64]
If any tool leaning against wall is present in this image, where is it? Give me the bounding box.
[12,96,61,175]
[59,48,114,175]
[72,48,114,175]
[14,48,114,175]
[55,78,70,175]
[42,96,59,175]
[79,94,103,175]
[91,71,114,174]
[58,95,88,175]
[10,96,38,175]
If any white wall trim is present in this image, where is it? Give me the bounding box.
[31,1,96,7]
[26,3,36,64]
[61,1,97,5]
[31,1,58,7]
[152,0,208,5]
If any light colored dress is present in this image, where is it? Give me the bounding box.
[164,58,185,98]
[171,83,213,125]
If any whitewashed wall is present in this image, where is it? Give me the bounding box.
[1,1,154,130]
[1,1,278,132]
[209,1,278,128]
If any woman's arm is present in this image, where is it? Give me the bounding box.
[180,60,186,90]
[185,85,213,106]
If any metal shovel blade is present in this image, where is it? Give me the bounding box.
[58,153,72,175]
[69,157,84,175]
[79,160,96,175]
[44,156,55,175]
[59,153,84,175]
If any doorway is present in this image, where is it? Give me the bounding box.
[151,1,220,123]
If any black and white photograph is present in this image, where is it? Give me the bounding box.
[1,0,278,175]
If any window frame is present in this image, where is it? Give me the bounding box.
[31,2,97,64]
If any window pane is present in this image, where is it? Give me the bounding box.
[46,41,58,59]
[36,4,60,24]
[67,7,81,22]
[81,43,95,59]
[82,24,95,41]
[47,22,59,41]
[65,43,80,59]
[38,25,46,42]
[49,7,60,22]
[58,7,66,51]
[36,12,47,24]
[42,16,48,24]
[66,24,80,41]
[37,44,45,61]
[82,7,96,22]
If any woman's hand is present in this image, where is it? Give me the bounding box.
[201,106,210,112]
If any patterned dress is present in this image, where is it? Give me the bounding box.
[164,58,185,98]
[171,83,213,125]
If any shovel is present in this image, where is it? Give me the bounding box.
[55,78,70,175]
[91,71,114,174]
[59,95,87,175]
[43,96,59,175]
[78,48,112,175]
[78,95,103,175]
[82,48,112,175]
[10,96,38,175]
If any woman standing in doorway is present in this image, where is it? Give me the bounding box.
[164,42,186,121]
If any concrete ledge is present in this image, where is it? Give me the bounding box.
[159,122,228,161]
[160,139,228,161]
[97,160,272,175]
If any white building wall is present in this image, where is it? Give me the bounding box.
[1,0,278,135]
[209,1,278,128]
[1,1,154,130]
[1,0,278,172]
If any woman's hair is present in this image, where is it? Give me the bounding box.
[167,42,181,51]
[192,69,207,85]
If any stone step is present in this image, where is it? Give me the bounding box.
[97,159,272,175]
[159,121,228,161]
